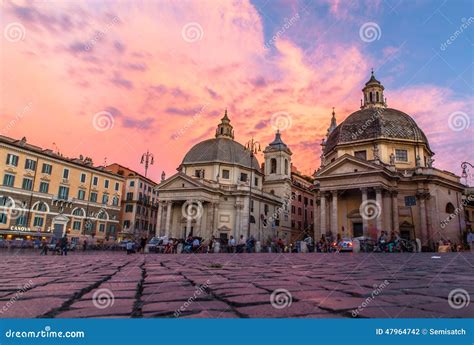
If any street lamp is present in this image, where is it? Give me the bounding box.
[461,161,473,185]
[245,138,261,239]
[140,150,154,177]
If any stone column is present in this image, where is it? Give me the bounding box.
[195,201,203,237]
[212,202,219,237]
[314,198,320,241]
[392,191,399,233]
[418,193,428,247]
[185,215,192,237]
[320,193,327,236]
[331,190,338,238]
[375,187,383,237]
[156,202,163,237]
[165,201,172,237]
[234,203,241,239]
[383,192,392,232]
[361,188,368,237]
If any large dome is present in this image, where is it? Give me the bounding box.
[324,108,431,154]
[182,138,260,170]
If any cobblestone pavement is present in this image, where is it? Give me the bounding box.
[0,252,472,318]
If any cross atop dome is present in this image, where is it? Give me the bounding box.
[361,69,387,109]
[327,107,337,135]
[215,108,234,139]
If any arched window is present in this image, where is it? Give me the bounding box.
[72,208,85,217]
[376,92,379,102]
[369,92,373,102]
[270,158,277,174]
[270,190,275,195]
[284,159,289,175]
[445,202,455,214]
[97,210,109,220]
[32,201,48,212]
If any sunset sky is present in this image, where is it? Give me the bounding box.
[1,0,473,183]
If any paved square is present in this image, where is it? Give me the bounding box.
[0,252,472,318]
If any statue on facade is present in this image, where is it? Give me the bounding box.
[427,156,435,168]
[389,153,395,165]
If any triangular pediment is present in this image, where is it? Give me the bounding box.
[156,172,206,191]
[317,154,383,177]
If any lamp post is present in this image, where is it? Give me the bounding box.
[461,161,473,185]
[140,150,154,177]
[245,138,261,239]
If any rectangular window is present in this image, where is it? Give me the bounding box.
[115,182,119,191]
[24,159,36,171]
[112,196,119,206]
[3,174,15,187]
[80,173,86,183]
[130,181,135,187]
[73,221,81,230]
[0,213,7,224]
[104,180,109,189]
[102,194,109,205]
[139,182,143,188]
[89,192,98,202]
[123,220,130,228]
[93,176,98,186]
[395,149,408,162]
[63,168,69,179]
[240,173,248,182]
[126,192,133,201]
[250,200,254,213]
[39,182,49,193]
[194,170,205,178]
[222,169,230,179]
[41,163,52,174]
[354,150,367,160]
[77,190,85,200]
[264,204,269,215]
[16,215,27,226]
[291,205,296,214]
[33,216,44,227]
[298,207,302,215]
[6,154,19,166]
[254,177,258,187]
[99,223,105,232]
[58,186,69,200]
[22,178,33,190]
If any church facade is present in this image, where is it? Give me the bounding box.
[154,111,294,244]
[314,73,466,251]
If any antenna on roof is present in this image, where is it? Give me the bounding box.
[52,142,60,155]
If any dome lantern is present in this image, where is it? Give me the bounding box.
[361,69,387,109]
[215,109,234,139]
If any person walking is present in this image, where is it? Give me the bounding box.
[228,235,236,253]
[82,239,87,252]
[467,230,474,252]
[140,236,147,254]
[60,235,68,256]
[40,239,48,255]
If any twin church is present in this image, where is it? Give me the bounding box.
[156,73,467,250]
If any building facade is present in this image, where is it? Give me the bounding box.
[106,163,160,240]
[290,166,315,242]
[155,111,294,244]
[0,136,123,244]
[314,73,466,250]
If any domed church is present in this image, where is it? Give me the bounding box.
[155,110,293,243]
[315,72,466,251]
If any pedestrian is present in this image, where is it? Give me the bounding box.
[60,235,68,256]
[126,241,134,254]
[228,235,236,253]
[467,230,474,252]
[40,239,48,255]
[83,239,87,252]
[140,235,147,254]
[237,235,245,253]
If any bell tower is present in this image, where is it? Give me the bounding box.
[361,70,387,109]
[263,130,292,195]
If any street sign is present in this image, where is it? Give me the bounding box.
[405,196,416,207]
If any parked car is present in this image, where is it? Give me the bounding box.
[146,237,162,252]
